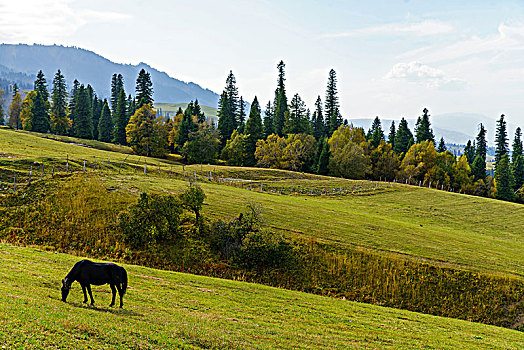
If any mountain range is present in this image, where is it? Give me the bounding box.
[0,44,220,107]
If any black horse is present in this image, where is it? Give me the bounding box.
[61,260,128,308]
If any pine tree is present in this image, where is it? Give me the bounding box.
[312,96,325,140]
[437,137,447,152]
[127,94,136,121]
[29,91,50,133]
[263,101,274,138]
[91,95,103,140]
[12,83,19,96]
[217,71,240,145]
[238,96,246,133]
[512,154,524,190]
[415,108,435,144]
[325,69,342,135]
[110,74,124,115]
[476,123,487,161]
[368,116,384,148]
[388,121,396,149]
[73,85,93,139]
[284,93,310,135]
[136,69,154,108]
[98,99,113,142]
[494,114,508,168]
[50,70,70,135]
[112,89,128,144]
[244,96,263,166]
[464,140,475,164]
[273,61,288,136]
[512,127,523,163]
[471,154,487,181]
[394,118,413,155]
[194,99,206,123]
[68,79,80,135]
[177,106,197,147]
[34,70,49,102]
[495,154,515,201]
[316,138,330,175]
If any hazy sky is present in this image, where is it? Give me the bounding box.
[2,0,524,125]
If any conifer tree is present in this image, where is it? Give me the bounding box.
[471,154,487,181]
[112,89,128,144]
[388,121,396,149]
[194,99,206,123]
[325,69,342,135]
[316,138,330,175]
[8,90,23,129]
[110,74,124,115]
[238,96,246,133]
[12,83,19,96]
[50,69,70,135]
[476,123,487,161]
[512,127,523,163]
[217,72,240,145]
[34,70,49,102]
[98,99,113,143]
[512,154,524,190]
[30,90,50,133]
[284,93,310,135]
[126,104,168,157]
[68,79,80,134]
[136,69,154,108]
[464,140,475,164]
[394,118,413,155]
[127,94,136,121]
[495,154,515,201]
[273,61,288,136]
[368,116,384,148]
[437,137,447,152]
[263,101,274,138]
[177,106,197,147]
[74,85,93,139]
[494,114,508,168]
[312,96,325,140]
[415,108,435,144]
[244,96,263,166]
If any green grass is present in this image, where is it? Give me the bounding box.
[0,243,522,349]
[1,128,523,279]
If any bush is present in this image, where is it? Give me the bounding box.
[236,230,293,270]
[119,193,182,249]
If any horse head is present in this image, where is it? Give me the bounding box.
[61,278,71,302]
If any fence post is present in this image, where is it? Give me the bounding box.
[108,156,111,165]
[52,166,55,176]
[40,164,44,180]
[13,175,16,192]
[29,166,32,184]
[83,159,86,173]
[66,154,69,172]
[144,160,147,175]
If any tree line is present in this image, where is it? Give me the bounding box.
[2,62,523,202]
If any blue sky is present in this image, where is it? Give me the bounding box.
[2,0,524,125]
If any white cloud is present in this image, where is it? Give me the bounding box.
[323,20,453,38]
[0,0,131,44]
[385,61,467,90]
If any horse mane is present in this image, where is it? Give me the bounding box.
[65,260,88,282]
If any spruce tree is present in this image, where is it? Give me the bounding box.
[91,95,102,140]
[273,61,288,136]
[437,137,447,152]
[110,74,124,115]
[136,69,154,108]
[368,116,384,148]
[238,96,246,133]
[476,123,487,161]
[244,96,263,166]
[68,79,80,134]
[495,153,515,201]
[30,90,50,133]
[74,85,93,139]
[98,99,113,142]
[394,118,413,155]
[263,101,274,138]
[464,140,475,164]
[512,127,523,163]
[217,72,240,145]
[325,69,342,134]
[512,154,524,190]
[112,89,128,144]
[194,99,206,123]
[388,121,396,149]
[494,114,508,168]
[284,93,310,135]
[12,83,19,96]
[34,70,49,102]
[316,138,330,175]
[177,108,197,147]
[312,96,325,140]
[415,108,435,144]
[50,69,69,135]
[127,95,136,121]
[471,154,487,181]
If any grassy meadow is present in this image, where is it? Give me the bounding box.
[0,243,523,349]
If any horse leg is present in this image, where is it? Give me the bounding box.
[109,284,116,307]
[116,284,124,308]
[86,284,95,305]
[81,284,88,304]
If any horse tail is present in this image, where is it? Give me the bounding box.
[120,268,128,295]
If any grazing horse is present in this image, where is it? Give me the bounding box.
[61,260,128,308]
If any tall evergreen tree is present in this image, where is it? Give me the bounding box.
[34,70,49,102]
[110,74,124,115]
[244,96,263,166]
[494,114,508,168]
[475,123,487,161]
[512,154,524,190]
[30,90,50,133]
[112,89,128,144]
[177,108,197,147]
[50,69,70,135]
[238,96,246,133]
[91,95,102,140]
[127,94,136,121]
[414,108,435,144]
[316,138,330,175]
[311,96,325,140]
[74,85,93,139]
[217,72,240,144]
[512,127,523,163]
[284,93,310,135]
[273,61,288,136]
[194,99,206,123]
[388,121,396,149]
[263,101,274,138]
[68,79,80,134]
[394,118,413,155]
[12,83,19,96]
[495,154,515,201]
[464,140,475,164]
[437,137,447,152]
[325,69,342,135]
[98,99,113,143]
[135,69,154,108]
[368,116,384,148]
[471,154,487,181]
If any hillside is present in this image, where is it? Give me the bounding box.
[0,44,220,106]
[0,243,522,349]
[155,102,219,124]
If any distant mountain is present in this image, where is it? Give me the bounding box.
[0,44,220,107]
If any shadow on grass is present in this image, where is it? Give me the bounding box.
[47,295,143,317]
